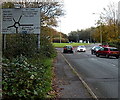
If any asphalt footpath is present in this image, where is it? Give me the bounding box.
[54,51,92,99]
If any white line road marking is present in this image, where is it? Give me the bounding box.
[111,64,116,66]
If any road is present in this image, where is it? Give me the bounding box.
[56,44,119,98]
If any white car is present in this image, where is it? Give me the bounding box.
[77,45,86,52]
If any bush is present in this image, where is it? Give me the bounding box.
[40,34,57,58]
[3,33,57,59]
[3,34,38,58]
[2,55,54,99]
[2,29,57,99]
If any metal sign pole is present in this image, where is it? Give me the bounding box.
[3,34,6,50]
[38,8,41,50]
[38,34,40,49]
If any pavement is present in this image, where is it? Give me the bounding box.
[54,51,92,99]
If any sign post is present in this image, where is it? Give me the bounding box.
[118,1,120,23]
[118,1,120,39]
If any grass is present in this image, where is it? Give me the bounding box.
[53,43,91,48]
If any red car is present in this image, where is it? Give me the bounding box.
[96,47,119,59]
[99,45,109,47]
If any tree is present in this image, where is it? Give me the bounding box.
[2,1,65,27]
[68,31,78,42]
[2,2,14,8]
[93,2,120,43]
[68,27,95,43]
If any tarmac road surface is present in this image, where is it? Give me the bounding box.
[54,52,92,98]
[55,43,119,99]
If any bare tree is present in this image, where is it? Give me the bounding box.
[95,2,119,43]
[100,2,118,25]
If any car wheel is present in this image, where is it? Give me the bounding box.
[96,53,99,57]
[91,51,93,54]
[106,54,109,58]
[63,51,66,53]
[116,56,119,59]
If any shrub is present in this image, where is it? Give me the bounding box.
[3,34,38,58]
[40,34,57,58]
[2,55,54,99]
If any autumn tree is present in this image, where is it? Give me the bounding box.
[93,2,120,44]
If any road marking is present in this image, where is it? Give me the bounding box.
[111,64,116,66]
[60,53,99,100]
[91,58,98,61]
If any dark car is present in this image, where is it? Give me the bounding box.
[96,47,120,59]
[63,45,74,53]
[91,46,103,55]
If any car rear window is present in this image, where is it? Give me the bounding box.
[79,46,85,48]
[67,46,72,48]
[110,48,118,51]
[104,48,108,51]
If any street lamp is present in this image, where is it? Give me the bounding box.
[59,20,62,43]
[92,13,103,44]
[99,23,102,44]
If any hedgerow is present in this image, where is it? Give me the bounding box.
[2,55,54,99]
[2,33,57,99]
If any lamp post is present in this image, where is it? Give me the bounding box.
[92,13,103,44]
[59,20,61,43]
[100,23,102,44]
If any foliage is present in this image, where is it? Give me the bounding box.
[68,31,79,42]
[2,55,54,99]
[2,2,14,8]
[40,26,57,58]
[40,26,69,43]
[3,34,38,58]
[53,37,68,43]
[92,2,119,43]
[2,1,65,27]
[2,1,62,99]
[68,27,95,43]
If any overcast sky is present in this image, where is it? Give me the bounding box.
[55,0,120,34]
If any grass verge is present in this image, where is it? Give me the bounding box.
[53,43,91,48]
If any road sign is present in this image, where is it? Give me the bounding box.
[2,8,40,34]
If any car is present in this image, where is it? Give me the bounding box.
[99,45,109,47]
[77,45,86,52]
[63,45,74,53]
[96,47,120,59]
[91,46,103,55]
